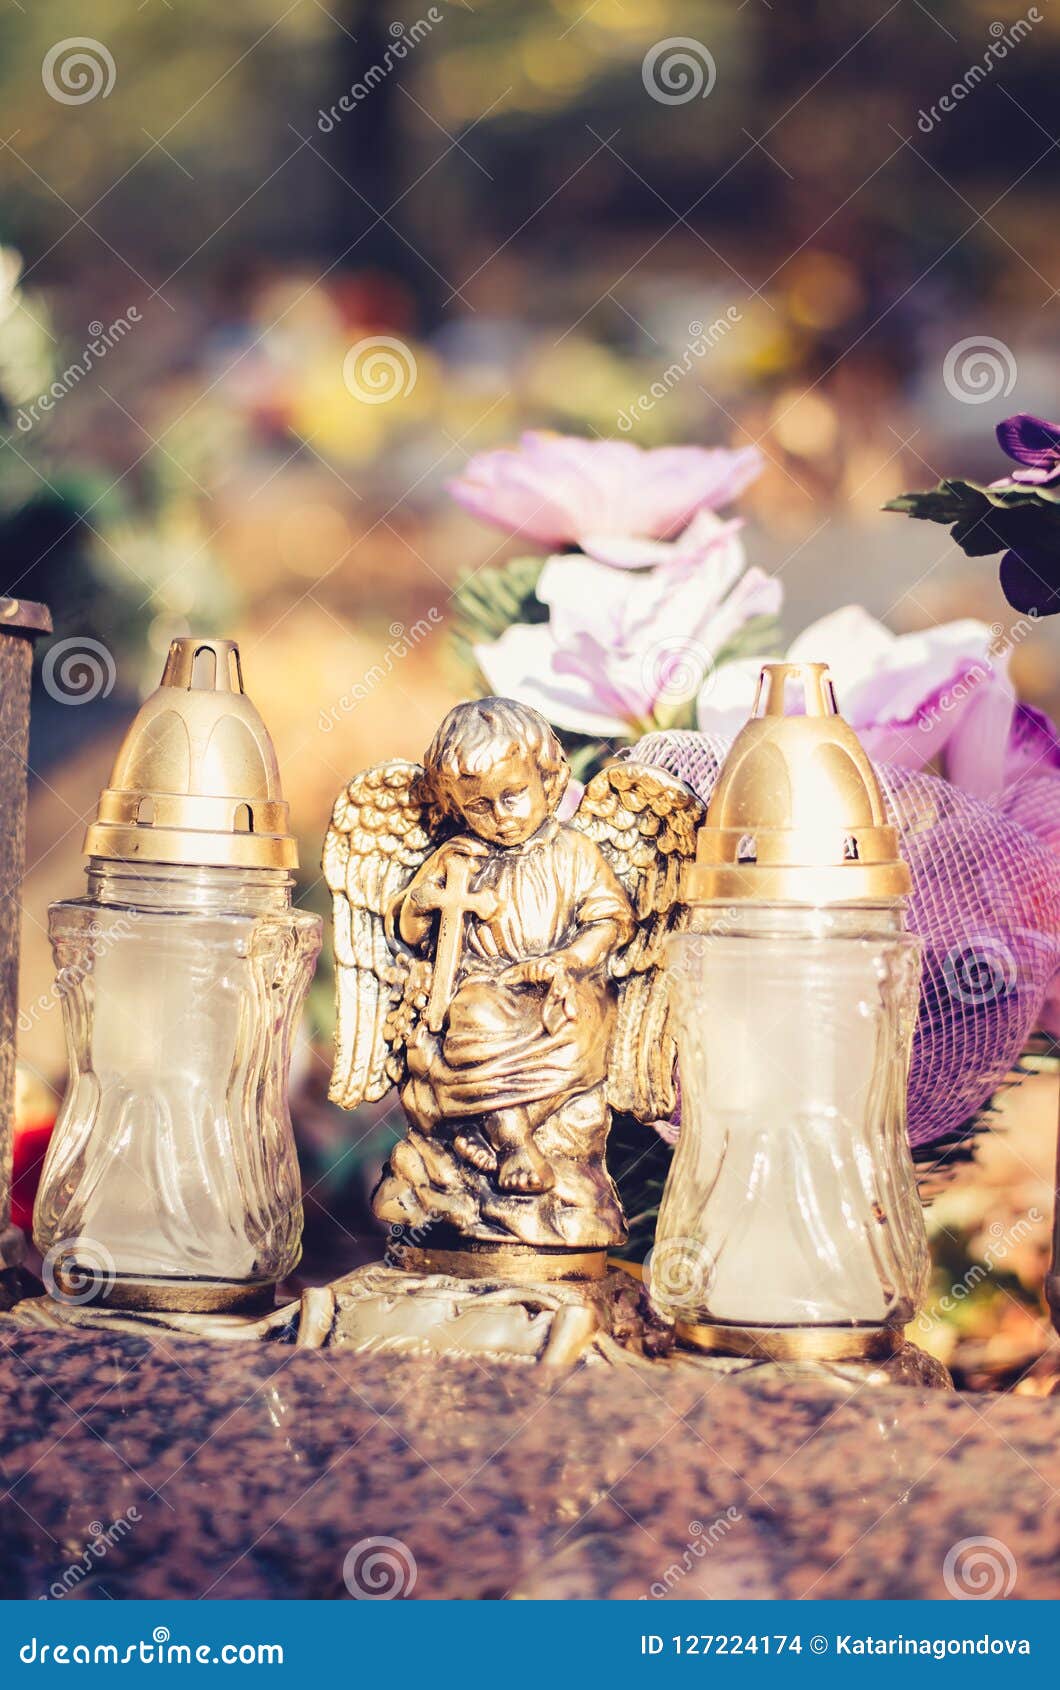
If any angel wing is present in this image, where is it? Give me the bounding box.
[322,760,435,1110]
[570,761,705,1123]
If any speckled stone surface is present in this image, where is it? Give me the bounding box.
[1,1326,1058,1601]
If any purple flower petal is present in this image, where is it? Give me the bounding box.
[996,412,1060,469]
[448,434,764,548]
[1005,702,1060,784]
[996,463,1060,486]
[999,548,1060,617]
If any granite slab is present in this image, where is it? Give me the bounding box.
[0,1327,1057,1601]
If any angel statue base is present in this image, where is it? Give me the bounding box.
[314,696,704,1362]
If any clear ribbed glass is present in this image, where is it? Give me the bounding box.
[654,905,928,1331]
[34,862,321,1302]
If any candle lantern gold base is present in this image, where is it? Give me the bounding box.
[673,1318,952,1389]
[100,1278,278,1315]
[1,1291,302,1344]
[1,1243,672,1371]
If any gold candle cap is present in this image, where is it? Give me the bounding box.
[684,661,910,905]
[83,638,299,871]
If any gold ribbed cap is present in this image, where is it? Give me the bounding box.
[684,661,910,904]
[83,638,298,871]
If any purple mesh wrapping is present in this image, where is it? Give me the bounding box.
[637,729,1060,1152]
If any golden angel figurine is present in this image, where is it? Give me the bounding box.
[324,698,703,1257]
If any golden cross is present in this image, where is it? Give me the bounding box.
[419,852,496,1033]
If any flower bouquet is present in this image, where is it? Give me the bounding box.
[447,430,1060,1249]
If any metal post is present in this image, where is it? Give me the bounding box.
[0,597,52,1305]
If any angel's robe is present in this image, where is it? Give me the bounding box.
[408,819,635,1122]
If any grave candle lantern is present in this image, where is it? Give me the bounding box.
[654,662,938,1378]
[34,638,321,1314]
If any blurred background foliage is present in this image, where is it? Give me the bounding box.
[5,0,1060,1378]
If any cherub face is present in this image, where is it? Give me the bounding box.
[448,755,551,847]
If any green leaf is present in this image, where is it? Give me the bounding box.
[451,555,547,649]
[884,478,1060,561]
[712,611,783,669]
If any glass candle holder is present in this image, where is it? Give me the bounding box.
[33,638,321,1314]
[658,905,926,1336]
[35,864,319,1311]
[652,661,932,1366]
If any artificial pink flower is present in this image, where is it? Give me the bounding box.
[697,604,1053,800]
[476,519,780,739]
[448,431,763,552]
